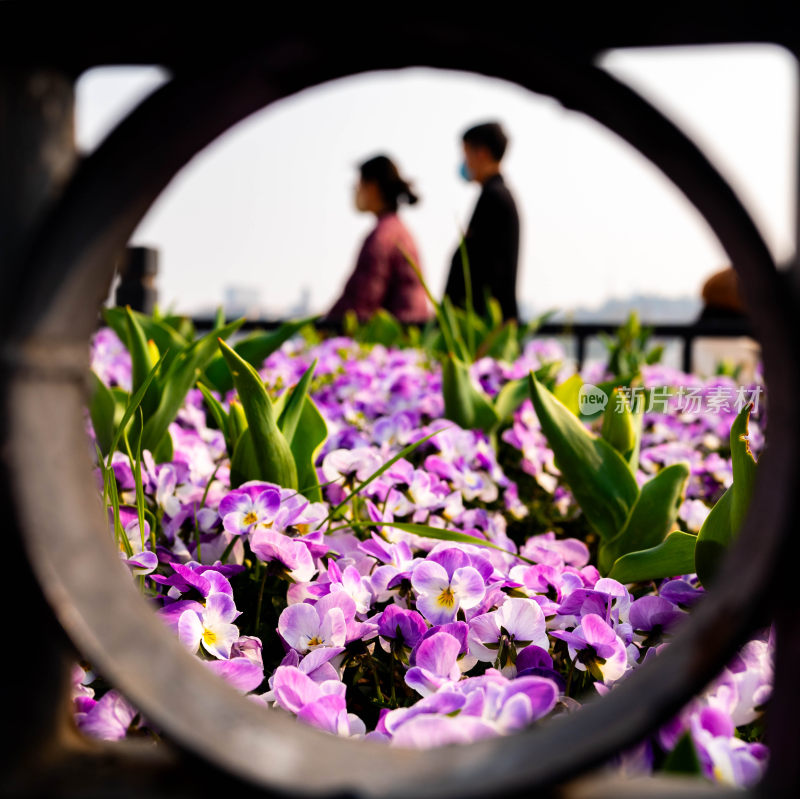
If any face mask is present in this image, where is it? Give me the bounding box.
[459,161,472,182]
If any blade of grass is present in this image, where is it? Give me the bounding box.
[350,521,532,564]
[441,295,470,362]
[105,352,167,469]
[399,245,459,358]
[321,428,448,525]
[219,535,238,566]
[457,231,476,359]
[213,305,226,330]
[108,475,134,559]
[122,408,147,554]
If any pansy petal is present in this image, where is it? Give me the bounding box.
[177,610,203,653]
[581,613,617,648]
[76,690,136,741]
[278,603,321,651]
[391,715,494,748]
[202,621,239,660]
[416,590,457,626]
[297,694,348,735]
[467,613,501,662]
[450,566,486,609]
[496,598,547,648]
[495,691,534,732]
[429,547,470,578]
[202,570,234,598]
[272,666,321,713]
[315,591,357,624]
[205,657,264,693]
[223,511,251,535]
[319,607,348,648]
[299,646,345,675]
[411,561,450,596]
[505,676,558,721]
[413,632,461,680]
[124,551,158,576]
[405,667,449,697]
[204,591,240,625]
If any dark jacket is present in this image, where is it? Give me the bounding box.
[444,173,520,320]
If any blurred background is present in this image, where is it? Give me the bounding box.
[77,44,796,325]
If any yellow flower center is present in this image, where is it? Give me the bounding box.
[307,636,323,647]
[202,628,217,646]
[437,587,456,608]
[243,511,258,525]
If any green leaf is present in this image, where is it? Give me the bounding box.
[478,320,520,362]
[358,310,403,347]
[601,387,640,470]
[123,409,148,554]
[230,427,258,488]
[272,388,289,422]
[609,531,697,584]
[152,432,173,464]
[125,307,157,394]
[554,374,583,418]
[204,317,317,393]
[695,404,757,586]
[494,378,528,425]
[89,372,116,456]
[694,488,732,587]
[532,360,562,392]
[110,387,129,429]
[289,397,328,502]
[141,319,243,452]
[218,338,297,489]
[528,373,639,541]
[197,384,232,451]
[353,521,531,563]
[277,359,317,446]
[454,305,489,357]
[729,404,758,532]
[645,344,665,366]
[213,306,226,331]
[106,353,166,464]
[661,732,702,776]
[486,297,504,332]
[441,296,470,363]
[104,306,187,372]
[227,399,248,451]
[124,307,160,420]
[159,313,195,341]
[442,353,499,434]
[599,462,690,574]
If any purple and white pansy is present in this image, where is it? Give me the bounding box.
[80,326,771,788]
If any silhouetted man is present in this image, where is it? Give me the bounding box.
[444,122,520,321]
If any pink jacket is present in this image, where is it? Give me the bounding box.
[328,213,432,323]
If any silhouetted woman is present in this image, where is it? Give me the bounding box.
[327,155,431,323]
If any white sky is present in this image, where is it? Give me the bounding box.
[75,44,797,319]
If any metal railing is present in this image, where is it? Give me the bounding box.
[191,316,756,373]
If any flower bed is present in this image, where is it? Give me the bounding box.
[79,313,770,788]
